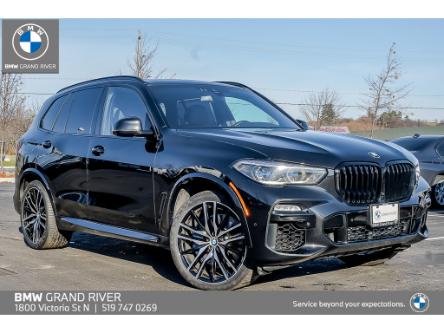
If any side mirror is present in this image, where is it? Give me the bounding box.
[295,119,309,130]
[112,117,154,138]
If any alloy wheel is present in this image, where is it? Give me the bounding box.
[177,201,247,284]
[435,182,444,206]
[22,186,47,245]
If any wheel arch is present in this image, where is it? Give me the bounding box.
[163,172,252,247]
[432,173,444,186]
[16,166,55,214]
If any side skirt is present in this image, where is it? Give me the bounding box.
[60,217,166,247]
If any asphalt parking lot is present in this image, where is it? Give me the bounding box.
[0,183,443,291]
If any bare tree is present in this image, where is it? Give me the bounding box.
[0,73,24,126]
[363,42,410,137]
[301,88,343,130]
[0,73,25,171]
[0,73,34,172]
[128,31,173,79]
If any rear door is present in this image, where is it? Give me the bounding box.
[85,85,158,233]
[38,87,103,218]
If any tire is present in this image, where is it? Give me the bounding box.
[170,190,256,290]
[431,181,444,208]
[20,180,72,249]
[340,247,400,267]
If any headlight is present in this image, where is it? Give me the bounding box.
[233,159,327,185]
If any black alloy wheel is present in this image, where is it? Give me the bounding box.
[21,180,71,249]
[170,191,255,290]
[22,185,47,246]
[178,201,247,283]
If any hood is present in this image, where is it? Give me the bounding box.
[177,128,417,169]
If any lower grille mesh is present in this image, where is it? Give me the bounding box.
[347,218,411,243]
[275,223,305,252]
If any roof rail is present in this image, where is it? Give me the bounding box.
[215,81,251,89]
[57,75,145,94]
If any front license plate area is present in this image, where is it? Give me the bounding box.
[370,203,399,226]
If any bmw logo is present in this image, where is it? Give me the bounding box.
[11,23,49,61]
[410,292,430,313]
[368,152,381,159]
[375,210,382,219]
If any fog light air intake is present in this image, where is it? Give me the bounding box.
[267,203,316,253]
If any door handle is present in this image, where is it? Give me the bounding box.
[91,145,105,156]
[42,140,52,149]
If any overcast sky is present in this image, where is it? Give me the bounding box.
[7,19,444,120]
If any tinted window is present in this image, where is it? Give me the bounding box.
[53,95,71,133]
[437,142,444,157]
[40,96,67,130]
[100,87,151,136]
[65,88,102,135]
[149,84,298,129]
[225,97,278,125]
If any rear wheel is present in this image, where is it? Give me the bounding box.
[432,181,444,208]
[21,180,71,249]
[170,191,256,290]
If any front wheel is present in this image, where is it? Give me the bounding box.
[170,191,256,290]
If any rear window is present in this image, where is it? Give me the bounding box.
[437,142,444,157]
[40,95,67,131]
[53,97,71,133]
[65,88,102,135]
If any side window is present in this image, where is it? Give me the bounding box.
[100,86,151,136]
[40,96,67,131]
[437,142,444,158]
[65,88,102,135]
[53,97,70,133]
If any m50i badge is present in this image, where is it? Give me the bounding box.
[2,19,59,73]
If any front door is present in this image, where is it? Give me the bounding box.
[86,85,158,233]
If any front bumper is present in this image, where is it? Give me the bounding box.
[231,173,431,267]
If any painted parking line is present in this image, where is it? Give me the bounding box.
[427,216,444,221]
[427,221,443,226]
[427,214,444,218]
[426,236,444,241]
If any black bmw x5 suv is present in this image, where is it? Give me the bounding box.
[14,76,430,290]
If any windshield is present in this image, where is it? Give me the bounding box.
[148,83,299,129]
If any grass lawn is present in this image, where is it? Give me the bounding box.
[352,126,444,141]
[1,155,16,168]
